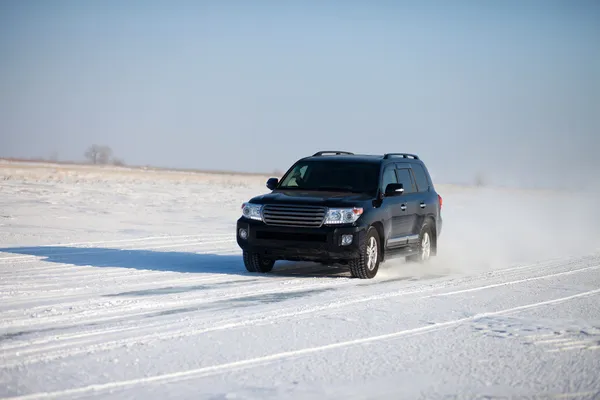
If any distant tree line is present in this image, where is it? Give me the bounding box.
[84,145,125,166]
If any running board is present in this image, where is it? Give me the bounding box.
[387,234,420,247]
[383,243,419,261]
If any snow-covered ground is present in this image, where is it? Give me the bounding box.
[1,162,600,399]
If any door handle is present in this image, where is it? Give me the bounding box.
[400,204,406,211]
[420,203,426,209]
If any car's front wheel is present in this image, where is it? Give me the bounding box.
[243,251,275,273]
[349,227,380,279]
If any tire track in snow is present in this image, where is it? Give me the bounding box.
[2,257,595,344]
[0,262,253,310]
[3,263,599,369]
[0,238,241,291]
[0,242,593,306]
[0,237,236,265]
[0,236,221,261]
[0,258,243,296]
[7,288,600,400]
[0,256,341,313]
[0,246,244,304]
[0,255,242,292]
[2,252,597,331]
[0,258,342,313]
[0,233,235,257]
[0,266,344,351]
[0,245,239,281]
[0,274,354,331]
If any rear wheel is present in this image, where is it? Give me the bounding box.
[349,227,380,279]
[406,221,435,263]
[243,251,275,273]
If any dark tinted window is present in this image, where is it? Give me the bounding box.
[396,168,416,194]
[381,166,398,189]
[278,160,380,193]
[412,164,430,192]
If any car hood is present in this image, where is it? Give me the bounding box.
[248,190,373,208]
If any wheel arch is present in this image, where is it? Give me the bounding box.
[424,215,437,254]
[370,221,386,261]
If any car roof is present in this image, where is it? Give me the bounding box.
[300,154,381,163]
[300,153,423,165]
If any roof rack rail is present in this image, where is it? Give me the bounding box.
[383,153,419,160]
[312,151,355,156]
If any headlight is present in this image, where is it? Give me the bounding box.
[241,203,263,221]
[324,207,363,225]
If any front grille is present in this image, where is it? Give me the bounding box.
[262,204,326,228]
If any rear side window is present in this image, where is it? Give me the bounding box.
[396,168,416,194]
[412,164,430,192]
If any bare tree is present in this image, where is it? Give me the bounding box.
[85,145,101,164]
[85,145,113,165]
[97,146,112,164]
[474,172,486,187]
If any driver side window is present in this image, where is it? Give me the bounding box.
[381,167,398,190]
[283,165,308,187]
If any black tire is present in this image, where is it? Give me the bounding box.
[243,251,275,273]
[349,226,381,279]
[406,221,435,263]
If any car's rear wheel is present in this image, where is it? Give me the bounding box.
[243,251,275,273]
[406,221,435,263]
[349,227,380,279]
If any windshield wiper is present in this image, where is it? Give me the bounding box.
[277,186,301,190]
[277,186,364,193]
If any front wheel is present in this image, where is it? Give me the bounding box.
[406,221,435,263]
[349,227,381,279]
[243,251,275,273]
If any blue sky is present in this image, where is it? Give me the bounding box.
[1,0,599,187]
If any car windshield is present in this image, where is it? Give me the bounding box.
[277,160,379,193]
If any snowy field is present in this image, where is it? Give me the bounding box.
[1,161,600,399]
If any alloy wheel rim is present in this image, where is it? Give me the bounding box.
[367,236,378,271]
[421,232,431,260]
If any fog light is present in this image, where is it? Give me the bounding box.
[239,228,248,240]
[341,234,353,246]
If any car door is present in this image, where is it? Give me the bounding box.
[410,163,433,240]
[392,167,419,243]
[380,165,405,247]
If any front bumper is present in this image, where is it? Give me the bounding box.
[236,218,367,262]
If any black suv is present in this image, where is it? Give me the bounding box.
[236,151,442,279]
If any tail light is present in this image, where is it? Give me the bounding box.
[438,194,443,210]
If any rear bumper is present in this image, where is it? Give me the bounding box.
[236,218,366,262]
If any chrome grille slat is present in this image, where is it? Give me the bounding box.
[263,204,327,228]
[265,221,323,227]
[264,211,325,217]
[266,215,324,221]
[264,206,324,211]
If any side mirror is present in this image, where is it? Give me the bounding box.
[266,177,279,190]
[385,183,404,196]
